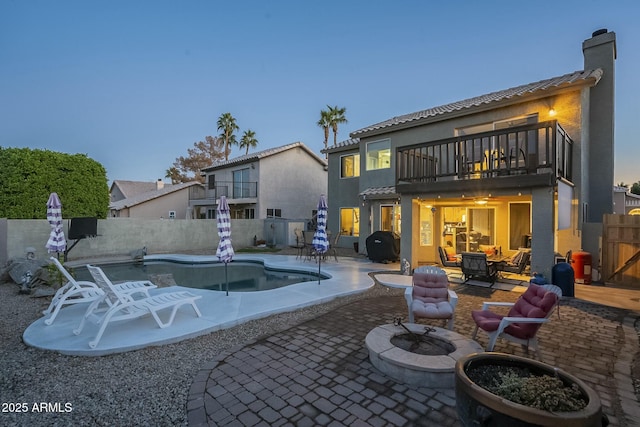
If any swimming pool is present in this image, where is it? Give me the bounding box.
[73,259,328,292]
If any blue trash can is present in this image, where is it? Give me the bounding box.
[552,262,574,297]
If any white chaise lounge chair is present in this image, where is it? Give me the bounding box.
[75,265,202,349]
[43,257,157,325]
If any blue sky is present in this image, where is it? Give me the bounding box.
[1,0,638,185]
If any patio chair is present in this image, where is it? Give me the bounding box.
[74,265,202,349]
[471,283,559,360]
[438,246,460,268]
[404,266,458,329]
[293,229,306,259]
[461,252,498,285]
[42,257,156,326]
[498,251,531,275]
[541,283,563,318]
[326,232,340,262]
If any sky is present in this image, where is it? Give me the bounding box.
[1,0,639,185]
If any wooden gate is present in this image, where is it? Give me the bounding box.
[602,214,640,287]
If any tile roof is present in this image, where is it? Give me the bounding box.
[110,181,201,210]
[360,186,398,198]
[202,142,326,171]
[351,69,603,138]
[111,180,168,199]
[322,138,360,154]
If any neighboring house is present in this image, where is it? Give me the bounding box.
[323,29,617,278]
[110,179,168,203]
[613,186,640,215]
[109,179,201,219]
[191,142,327,221]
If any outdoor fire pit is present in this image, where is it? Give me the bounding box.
[365,319,483,387]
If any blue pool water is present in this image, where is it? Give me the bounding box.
[74,259,327,292]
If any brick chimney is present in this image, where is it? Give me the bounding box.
[156,179,165,190]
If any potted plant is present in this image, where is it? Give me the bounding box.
[455,352,608,427]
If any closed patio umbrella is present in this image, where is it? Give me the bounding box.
[312,195,329,284]
[216,196,234,296]
[45,192,66,258]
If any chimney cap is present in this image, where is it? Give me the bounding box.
[592,28,608,37]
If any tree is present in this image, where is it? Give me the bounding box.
[317,109,332,153]
[327,105,348,147]
[239,129,258,155]
[631,182,640,195]
[217,112,239,161]
[0,147,109,219]
[168,136,225,183]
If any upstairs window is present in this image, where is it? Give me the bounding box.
[340,154,360,178]
[366,139,391,170]
[267,208,282,218]
[207,174,215,190]
[233,168,250,198]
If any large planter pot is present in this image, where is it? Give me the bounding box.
[455,352,607,427]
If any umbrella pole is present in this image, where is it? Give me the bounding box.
[225,263,229,296]
[318,255,321,284]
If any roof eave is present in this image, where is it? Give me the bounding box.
[351,73,601,139]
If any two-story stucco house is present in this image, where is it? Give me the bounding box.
[191,142,327,221]
[323,29,616,279]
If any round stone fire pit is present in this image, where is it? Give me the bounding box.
[365,323,483,387]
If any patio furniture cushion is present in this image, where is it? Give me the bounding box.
[438,246,460,268]
[410,271,454,320]
[471,283,557,339]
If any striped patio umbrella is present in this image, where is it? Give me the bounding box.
[312,195,329,284]
[45,192,66,256]
[216,196,234,296]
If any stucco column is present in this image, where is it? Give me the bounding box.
[530,187,555,279]
[400,195,414,269]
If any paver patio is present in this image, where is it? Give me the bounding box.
[187,281,639,426]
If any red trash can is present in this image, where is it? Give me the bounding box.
[571,251,592,285]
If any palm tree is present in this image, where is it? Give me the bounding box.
[317,109,332,153]
[239,129,258,155]
[217,112,239,161]
[327,105,348,147]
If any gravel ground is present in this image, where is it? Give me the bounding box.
[0,257,400,427]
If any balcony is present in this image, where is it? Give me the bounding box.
[189,181,258,204]
[396,120,573,191]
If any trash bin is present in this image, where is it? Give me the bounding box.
[571,251,592,285]
[552,262,574,297]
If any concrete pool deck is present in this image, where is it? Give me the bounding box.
[23,254,393,356]
[23,253,640,356]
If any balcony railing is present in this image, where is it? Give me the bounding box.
[189,181,258,201]
[396,120,573,184]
